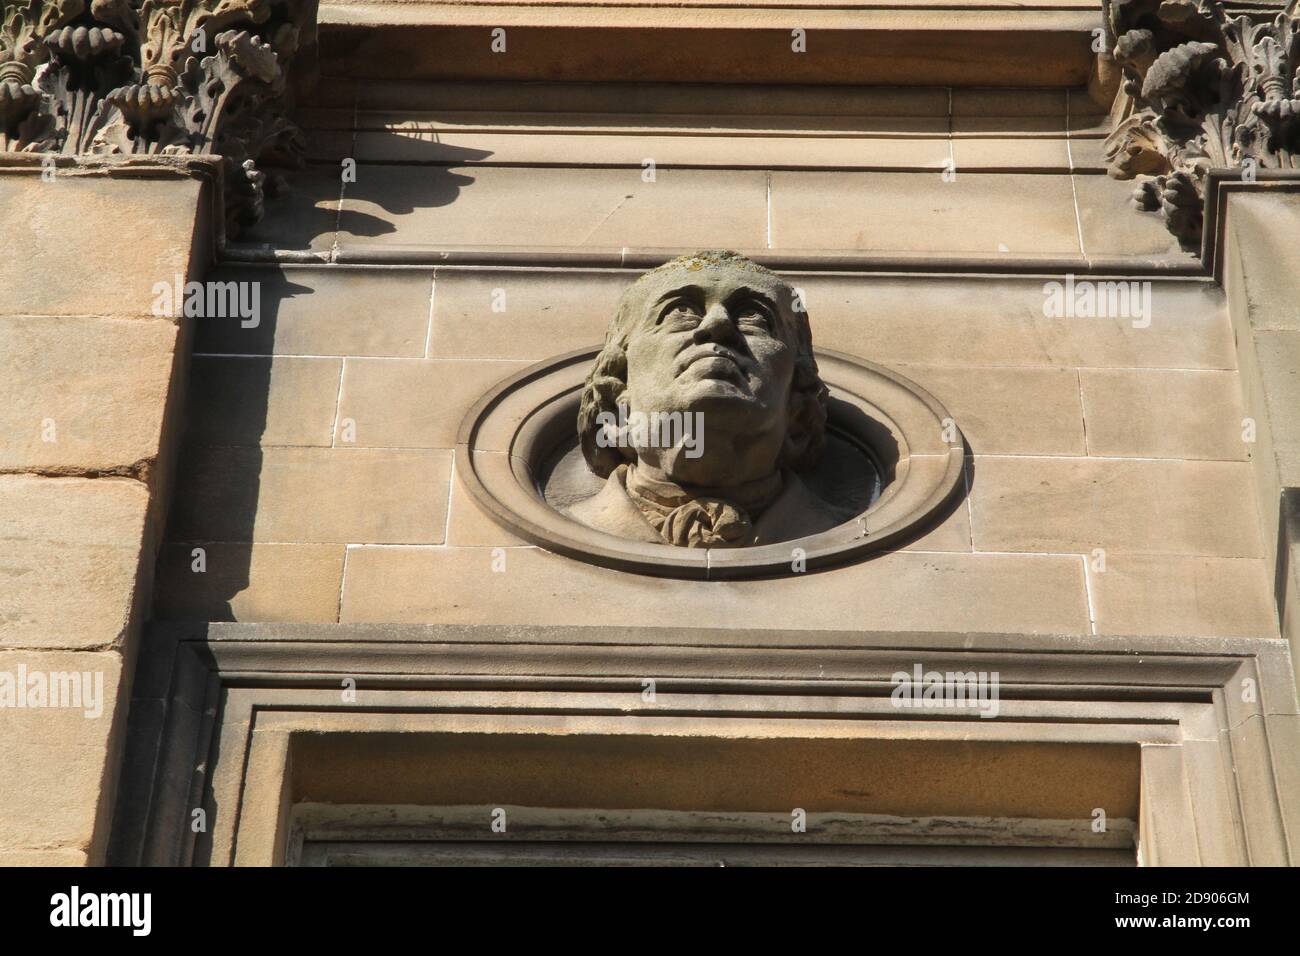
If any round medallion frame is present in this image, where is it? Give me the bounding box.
[457,347,966,579]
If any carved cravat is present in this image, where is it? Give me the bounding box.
[621,463,783,548]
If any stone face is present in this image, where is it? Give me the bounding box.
[188,357,343,448]
[337,358,529,448]
[0,176,201,318]
[0,478,149,650]
[1079,369,1248,461]
[153,543,346,623]
[769,171,1082,256]
[431,270,626,360]
[356,129,954,170]
[896,365,1085,456]
[336,166,770,251]
[168,447,453,544]
[1089,554,1277,638]
[58,67,1299,867]
[193,266,434,358]
[0,650,122,854]
[0,543,142,650]
[0,315,178,472]
[970,457,1262,557]
[0,476,149,550]
[1228,195,1300,332]
[1253,332,1300,488]
[1072,173,1185,259]
[341,545,1091,634]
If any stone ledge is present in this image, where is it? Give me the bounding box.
[316,9,1098,86]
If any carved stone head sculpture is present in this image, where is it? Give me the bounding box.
[571,251,853,547]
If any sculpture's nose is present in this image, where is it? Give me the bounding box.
[693,303,738,344]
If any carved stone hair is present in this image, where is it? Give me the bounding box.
[578,250,829,479]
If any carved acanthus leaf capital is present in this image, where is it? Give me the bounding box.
[0,0,317,235]
[1102,0,1300,248]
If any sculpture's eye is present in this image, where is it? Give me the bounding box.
[735,300,772,334]
[658,298,701,326]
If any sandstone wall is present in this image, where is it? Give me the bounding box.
[0,167,208,864]
[149,84,1278,645]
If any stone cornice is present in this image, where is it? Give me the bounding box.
[1102,0,1300,247]
[0,0,318,234]
[316,2,1099,86]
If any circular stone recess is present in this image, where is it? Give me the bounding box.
[457,347,966,579]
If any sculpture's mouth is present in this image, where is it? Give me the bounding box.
[678,347,747,382]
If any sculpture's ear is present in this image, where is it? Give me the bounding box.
[781,361,828,471]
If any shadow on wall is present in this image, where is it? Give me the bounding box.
[153,266,313,623]
[233,140,491,249]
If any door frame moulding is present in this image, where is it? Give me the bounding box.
[108,622,1300,867]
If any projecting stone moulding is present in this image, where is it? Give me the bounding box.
[1102,0,1300,249]
[0,0,318,235]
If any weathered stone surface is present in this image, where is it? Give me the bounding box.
[970,457,1262,557]
[188,357,343,448]
[807,275,1230,369]
[0,476,149,550]
[169,447,452,544]
[341,545,1091,634]
[446,460,528,547]
[431,270,626,360]
[0,477,149,650]
[1090,554,1277,638]
[426,270,1235,371]
[230,169,342,254]
[1072,173,1185,259]
[769,171,1082,255]
[153,543,345,623]
[897,365,1085,456]
[337,358,528,448]
[1227,195,1300,333]
[950,135,1071,172]
[0,650,121,856]
[336,166,769,251]
[0,543,141,650]
[1253,332,1300,489]
[1079,369,1248,461]
[0,176,201,318]
[0,315,177,472]
[356,129,953,170]
[343,82,951,117]
[951,89,1067,118]
[0,848,88,866]
[194,266,434,357]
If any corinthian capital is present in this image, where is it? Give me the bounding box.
[1101,0,1300,248]
[0,0,317,235]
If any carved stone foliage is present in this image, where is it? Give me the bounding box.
[0,0,316,234]
[1102,0,1300,248]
